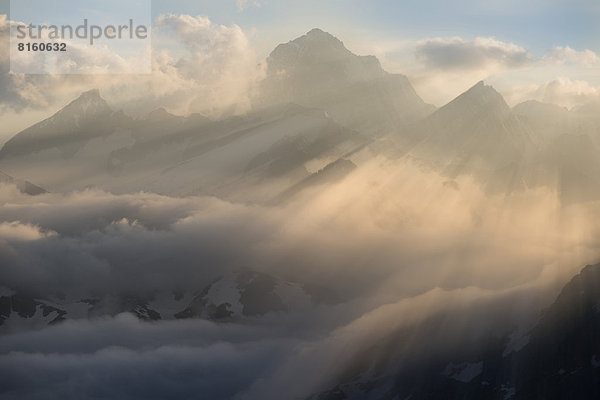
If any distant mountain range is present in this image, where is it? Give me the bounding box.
[1,29,599,205]
[0,270,338,334]
[0,90,363,203]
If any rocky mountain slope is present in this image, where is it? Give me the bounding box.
[309,263,600,400]
[259,28,435,136]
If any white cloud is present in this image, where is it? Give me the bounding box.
[0,221,54,242]
[546,46,600,67]
[1,156,598,398]
[415,36,532,71]
[511,77,600,109]
[405,37,600,107]
[0,14,264,120]
[153,14,264,116]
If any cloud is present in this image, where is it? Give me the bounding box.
[538,77,600,107]
[0,16,52,111]
[1,157,596,301]
[0,16,148,113]
[415,36,532,71]
[0,221,54,242]
[407,37,600,107]
[0,189,274,298]
[503,77,600,108]
[236,0,262,12]
[546,46,600,67]
[0,13,263,119]
[0,314,294,400]
[403,36,535,105]
[2,156,600,398]
[153,14,264,116]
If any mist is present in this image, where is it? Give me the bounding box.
[2,154,600,397]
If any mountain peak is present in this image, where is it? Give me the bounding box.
[466,80,496,95]
[306,28,326,35]
[145,107,177,122]
[304,28,341,43]
[62,89,112,117]
[259,29,431,136]
[268,28,351,66]
[446,81,509,113]
[0,90,119,159]
[79,88,101,99]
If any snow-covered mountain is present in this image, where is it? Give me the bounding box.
[174,270,315,320]
[0,270,333,334]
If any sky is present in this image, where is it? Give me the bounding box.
[150,0,600,57]
[3,0,600,59]
[1,0,600,140]
[2,0,599,57]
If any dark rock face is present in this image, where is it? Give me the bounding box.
[309,264,600,400]
[0,293,66,326]
[237,271,287,317]
[510,264,600,399]
[175,271,289,321]
[86,295,162,321]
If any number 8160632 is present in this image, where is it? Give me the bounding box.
[17,42,67,51]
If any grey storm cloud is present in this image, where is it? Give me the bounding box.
[415,37,533,71]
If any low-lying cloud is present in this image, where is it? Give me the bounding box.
[1,158,597,300]
[2,158,600,398]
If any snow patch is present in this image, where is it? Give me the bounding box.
[442,361,483,383]
[205,276,244,315]
[503,330,530,356]
[500,384,515,400]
